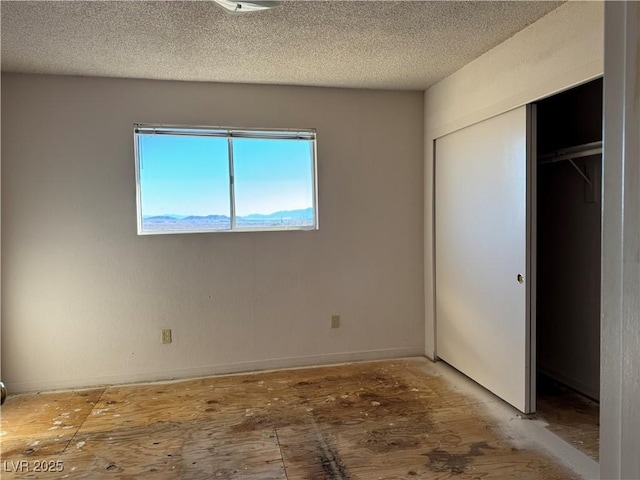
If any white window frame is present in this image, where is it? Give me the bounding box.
[134,124,318,235]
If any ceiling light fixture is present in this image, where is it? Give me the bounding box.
[212,0,280,14]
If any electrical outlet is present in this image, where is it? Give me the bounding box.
[161,329,172,344]
[331,315,340,329]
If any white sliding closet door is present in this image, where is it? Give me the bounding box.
[435,106,535,413]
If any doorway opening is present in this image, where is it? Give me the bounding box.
[534,78,602,460]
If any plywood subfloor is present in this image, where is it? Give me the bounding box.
[537,386,599,461]
[1,359,579,479]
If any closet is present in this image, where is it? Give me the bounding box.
[535,78,602,402]
[434,78,602,420]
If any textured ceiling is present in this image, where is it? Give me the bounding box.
[1,1,563,90]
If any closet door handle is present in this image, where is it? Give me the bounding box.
[517,274,524,284]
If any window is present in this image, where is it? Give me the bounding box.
[134,125,318,234]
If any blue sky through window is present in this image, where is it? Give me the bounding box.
[233,138,314,216]
[137,131,315,233]
[139,134,230,217]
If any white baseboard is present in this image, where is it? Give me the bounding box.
[5,346,425,394]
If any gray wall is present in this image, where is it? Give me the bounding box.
[1,74,425,392]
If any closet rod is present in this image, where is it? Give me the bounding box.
[538,141,602,164]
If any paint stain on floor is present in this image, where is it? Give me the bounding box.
[0,359,579,479]
[425,441,495,474]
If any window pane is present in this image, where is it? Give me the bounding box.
[138,134,231,233]
[233,138,315,229]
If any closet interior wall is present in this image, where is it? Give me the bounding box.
[535,78,603,401]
